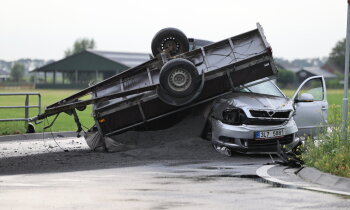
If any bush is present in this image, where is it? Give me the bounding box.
[277,69,296,88]
[326,79,343,89]
[302,105,350,178]
[10,63,25,82]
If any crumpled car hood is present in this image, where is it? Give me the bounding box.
[212,92,293,116]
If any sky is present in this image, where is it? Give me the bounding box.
[0,0,347,61]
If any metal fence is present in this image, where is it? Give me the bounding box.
[0,93,41,132]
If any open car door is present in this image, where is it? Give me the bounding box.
[292,76,328,137]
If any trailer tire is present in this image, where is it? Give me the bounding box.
[151,28,189,57]
[159,58,200,98]
[26,123,35,133]
[76,105,86,111]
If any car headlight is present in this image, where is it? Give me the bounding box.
[222,108,247,125]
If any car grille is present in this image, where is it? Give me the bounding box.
[250,110,291,119]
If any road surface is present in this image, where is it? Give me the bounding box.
[0,132,349,210]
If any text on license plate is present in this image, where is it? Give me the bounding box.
[255,129,285,139]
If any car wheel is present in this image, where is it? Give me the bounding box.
[159,58,200,98]
[151,28,189,57]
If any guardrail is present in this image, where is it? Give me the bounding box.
[0,93,41,133]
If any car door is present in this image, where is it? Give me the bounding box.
[292,76,328,137]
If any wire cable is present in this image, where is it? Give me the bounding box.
[45,118,69,152]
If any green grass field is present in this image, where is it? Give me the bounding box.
[0,89,94,135]
[0,88,349,135]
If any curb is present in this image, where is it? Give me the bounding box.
[296,167,350,192]
[257,165,350,196]
[0,131,81,142]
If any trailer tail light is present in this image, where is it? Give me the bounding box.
[99,118,106,123]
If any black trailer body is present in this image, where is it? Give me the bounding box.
[92,24,277,137]
[33,23,278,143]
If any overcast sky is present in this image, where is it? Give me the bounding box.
[0,0,347,61]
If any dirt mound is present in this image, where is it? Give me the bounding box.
[0,103,233,175]
[104,108,221,160]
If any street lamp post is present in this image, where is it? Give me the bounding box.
[343,0,350,140]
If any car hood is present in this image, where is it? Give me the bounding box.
[216,92,293,111]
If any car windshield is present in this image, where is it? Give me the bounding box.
[240,80,285,97]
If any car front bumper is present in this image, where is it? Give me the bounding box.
[211,119,300,154]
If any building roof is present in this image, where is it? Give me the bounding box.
[0,69,9,75]
[32,50,151,72]
[301,67,337,79]
[88,50,151,68]
[0,69,9,78]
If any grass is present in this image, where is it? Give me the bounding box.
[301,106,350,178]
[0,89,94,135]
[283,89,350,178]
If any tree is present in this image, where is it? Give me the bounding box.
[10,63,25,82]
[64,38,97,84]
[65,38,96,57]
[327,38,346,72]
[277,68,296,88]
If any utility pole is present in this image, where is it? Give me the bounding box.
[343,0,350,140]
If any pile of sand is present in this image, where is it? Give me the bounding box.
[0,105,233,175]
[102,104,218,159]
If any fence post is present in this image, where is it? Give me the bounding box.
[38,94,41,114]
[24,94,29,130]
[343,0,350,140]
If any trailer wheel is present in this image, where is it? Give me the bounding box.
[151,28,189,57]
[159,58,200,98]
[76,105,86,111]
[26,123,35,133]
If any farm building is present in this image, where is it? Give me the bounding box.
[282,66,337,82]
[31,50,151,89]
[0,69,10,81]
[294,67,337,82]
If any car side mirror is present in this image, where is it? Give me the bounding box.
[295,93,314,103]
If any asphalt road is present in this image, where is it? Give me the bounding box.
[0,136,349,210]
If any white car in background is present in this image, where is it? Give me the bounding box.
[205,76,328,154]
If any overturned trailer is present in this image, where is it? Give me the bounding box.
[31,23,278,151]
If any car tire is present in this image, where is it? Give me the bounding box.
[159,58,200,98]
[151,28,189,57]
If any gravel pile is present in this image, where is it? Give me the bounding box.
[0,109,231,175]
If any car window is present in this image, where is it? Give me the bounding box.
[297,77,324,101]
[240,80,285,97]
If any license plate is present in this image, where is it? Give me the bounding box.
[255,129,285,140]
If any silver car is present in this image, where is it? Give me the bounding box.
[205,76,328,154]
